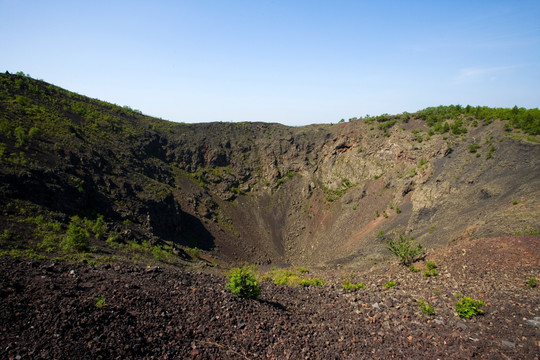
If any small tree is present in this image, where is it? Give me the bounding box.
[386,234,424,266]
[61,222,90,252]
[226,265,261,299]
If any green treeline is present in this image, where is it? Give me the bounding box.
[1,73,539,139]
[416,104,540,135]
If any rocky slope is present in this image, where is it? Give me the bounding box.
[1,235,538,359]
[0,73,539,267]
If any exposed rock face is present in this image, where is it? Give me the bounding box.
[1,73,539,266]
[159,118,539,267]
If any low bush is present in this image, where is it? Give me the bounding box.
[91,215,107,239]
[186,247,200,259]
[226,266,261,299]
[300,278,325,287]
[424,261,438,277]
[418,300,435,315]
[94,295,107,308]
[343,280,365,291]
[384,280,396,288]
[152,245,165,260]
[424,268,438,277]
[468,143,481,153]
[455,296,485,318]
[386,234,424,266]
[106,236,123,249]
[527,277,537,288]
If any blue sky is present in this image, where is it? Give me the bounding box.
[1,1,539,125]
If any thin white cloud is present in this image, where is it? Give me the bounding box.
[455,65,520,83]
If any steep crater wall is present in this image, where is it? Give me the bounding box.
[1,74,539,267]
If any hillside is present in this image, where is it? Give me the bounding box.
[1,73,539,359]
[1,72,539,267]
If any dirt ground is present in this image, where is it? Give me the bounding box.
[1,236,539,359]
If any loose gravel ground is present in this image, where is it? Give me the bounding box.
[1,236,538,359]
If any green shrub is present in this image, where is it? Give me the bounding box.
[297,267,310,274]
[418,300,435,315]
[186,247,200,259]
[409,265,420,273]
[0,229,18,241]
[91,215,107,239]
[152,245,164,260]
[343,280,365,291]
[424,268,438,277]
[455,297,484,318]
[386,234,424,266]
[94,295,107,308]
[384,280,396,288]
[106,236,123,249]
[141,240,152,249]
[468,143,480,153]
[28,126,41,138]
[527,277,537,288]
[0,143,6,158]
[61,222,90,252]
[14,126,26,147]
[226,266,261,299]
[39,234,60,252]
[424,261,438,277]
[300,278,325,287]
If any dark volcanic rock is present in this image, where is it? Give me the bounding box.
[1,236,539,359]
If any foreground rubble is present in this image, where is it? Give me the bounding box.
[1,236,538,359]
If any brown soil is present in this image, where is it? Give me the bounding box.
[1,236,538,359]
